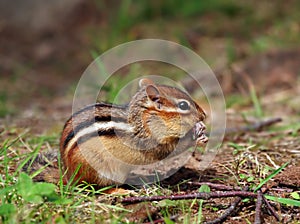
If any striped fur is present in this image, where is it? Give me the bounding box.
[59,79,207,186]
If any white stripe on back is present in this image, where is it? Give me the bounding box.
[65,121,134,152]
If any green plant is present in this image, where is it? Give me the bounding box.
[253,162,289,192]
[265,195,300,207]
[249,85,264,118]
[0,172,70,222]
[197,184,210,223]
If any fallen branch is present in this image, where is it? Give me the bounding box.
[205,196,242,224]
[187,181,242,191]
[254,190,263,224]
[263,195,280,222]
[205,187,249,224]
[122,188,282,222]
[122,190,257,204]
[225,117,282,135]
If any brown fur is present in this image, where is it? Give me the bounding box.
[59,79,206,186]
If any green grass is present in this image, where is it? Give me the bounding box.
[1,103,300,222]
[249,85,264,118]
[0,131,193,223]
[254,162,289,192]
[90,0,300,58]
[0,131,123,223]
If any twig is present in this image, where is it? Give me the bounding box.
[270,187,293,193]
[122,188,283,222]
[262,195,280,222]
[204,187,249,224]
[205,196,242,224]
[254,190,263,224]
[122,191,257,204]
[188,182,242,191]
[224,117,282,135]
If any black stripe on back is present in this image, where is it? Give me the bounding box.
[76,128,116,146]
[63,131,75,149]
[63,115,127,149]
[71,103,126,118]
[62,102,128,149]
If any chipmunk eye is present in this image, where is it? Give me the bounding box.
[178,100,190,111]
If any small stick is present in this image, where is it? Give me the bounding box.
[205,196,242,224]
[122,191,257,204]
[224,117,282,135]
[188,182,242,191]
[205,187,249,224]
[270,187,294,193]
[262,195,280,222]
[254,190,263,224]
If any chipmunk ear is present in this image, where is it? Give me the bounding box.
[145,85,160,102]
[139,78,155,88]
[139,78,161,103]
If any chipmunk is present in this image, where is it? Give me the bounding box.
[26,78,208,186]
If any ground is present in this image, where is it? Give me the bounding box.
[0,1,300,223]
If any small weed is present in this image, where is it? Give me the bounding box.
[197,184,210,223]
[291,192,300,200]
[249,85,264,118]
[0,171,71,222]
[253,162,289,192]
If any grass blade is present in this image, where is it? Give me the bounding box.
[265,195,300,207]
[250,84,263,118]
[254,162,289,192]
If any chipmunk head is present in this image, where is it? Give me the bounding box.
[128,78,207,146]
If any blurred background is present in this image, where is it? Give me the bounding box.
[0,0,299,133]
[1,2,300,222]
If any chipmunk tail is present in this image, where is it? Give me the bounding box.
[22,151,64,184]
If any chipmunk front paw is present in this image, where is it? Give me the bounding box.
[193,121,208,145]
